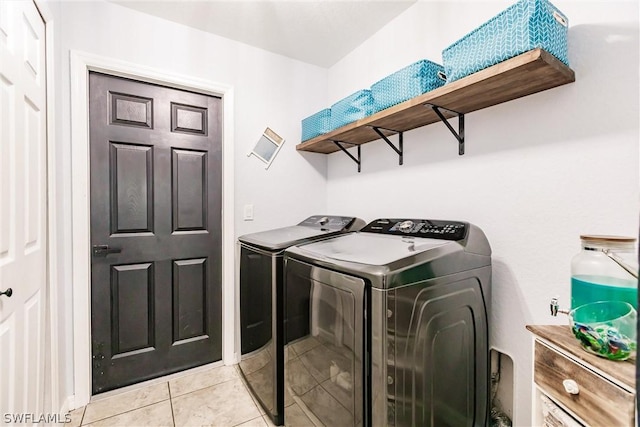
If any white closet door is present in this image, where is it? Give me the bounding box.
[0,0,47,423]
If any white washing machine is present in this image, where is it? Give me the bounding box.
[283,218,492,427]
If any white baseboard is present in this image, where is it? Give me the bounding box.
[59,395,76,414]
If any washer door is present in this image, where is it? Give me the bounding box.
[284,258,366,427]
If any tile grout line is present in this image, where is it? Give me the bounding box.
[82,367,240,426]
[170,370,264,427]
[236,368,264,414]
[80,396,172,425]
[170,372,242,400]
[233,379,266,427]
[79,405,87,427]
[167,381,176,427]
[231,415,265,427]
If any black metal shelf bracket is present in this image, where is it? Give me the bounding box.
[331,140,361,173]
[370,126,404,165]
[427,104,465,155]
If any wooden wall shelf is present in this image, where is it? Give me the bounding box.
[296,48,575,155]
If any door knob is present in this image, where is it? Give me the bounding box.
[0,288,12,298]
[92,245,122,257]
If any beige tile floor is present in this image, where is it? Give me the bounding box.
[67,365,279,427]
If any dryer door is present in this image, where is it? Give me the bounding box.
[284,258,367,427]
[238,244,284,424]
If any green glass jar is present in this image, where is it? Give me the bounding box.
[571,235,638,309]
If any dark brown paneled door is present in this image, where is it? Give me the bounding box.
[89,72,222,394]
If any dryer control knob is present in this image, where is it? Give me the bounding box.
[398,220,414,232]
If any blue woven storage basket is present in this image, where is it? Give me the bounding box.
[301,108,331,141]
[442,0,569,83]
[371,60,446,113]
[330,89,374,130]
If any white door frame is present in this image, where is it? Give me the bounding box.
[39,1,58,416]
[70,51,235,408]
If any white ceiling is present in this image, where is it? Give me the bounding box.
[111,0,417,67]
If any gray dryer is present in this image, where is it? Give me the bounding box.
[237,215,365,425]
[283,218,491,427]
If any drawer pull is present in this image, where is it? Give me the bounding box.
[562,379,580,395]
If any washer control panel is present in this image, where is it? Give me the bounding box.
[298,215,356,231]
[361,218,467,240]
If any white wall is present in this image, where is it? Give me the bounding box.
[48,0,330,404]
[326,1,639,425]
[47,0,639,420]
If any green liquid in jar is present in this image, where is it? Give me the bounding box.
[571,275,638,309]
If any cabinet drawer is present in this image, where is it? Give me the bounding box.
[534,341,634,427]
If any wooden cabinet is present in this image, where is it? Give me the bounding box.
[528,325,636,427]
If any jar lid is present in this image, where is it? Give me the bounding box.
[580,235,637,243]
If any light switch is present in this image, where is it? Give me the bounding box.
[243,204,254,221]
